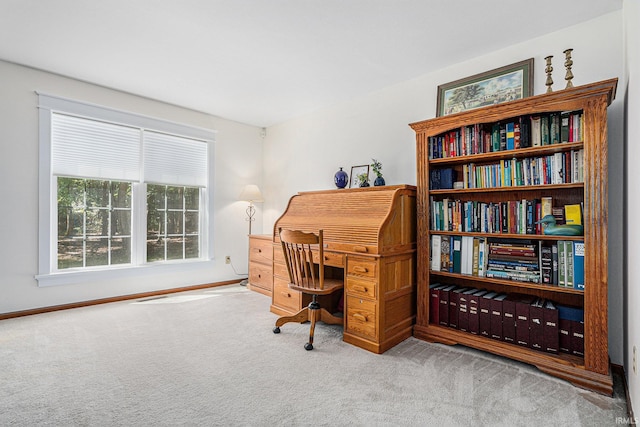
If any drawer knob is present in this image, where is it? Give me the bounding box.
[258,274,261,278]
[281,291,291,298]
[258,249,262,253]
[353,266,369,273]
[353,285,368,293]
[353,313,368,322]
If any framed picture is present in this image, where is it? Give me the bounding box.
[350,165,369,188]
[436,58,534,117]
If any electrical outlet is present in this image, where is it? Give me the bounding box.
[634,345,637,375]
[225,256,231,264]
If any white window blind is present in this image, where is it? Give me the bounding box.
[143,131,208,187]
[51,113,141,181]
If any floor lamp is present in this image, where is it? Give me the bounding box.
[238,184,264,285]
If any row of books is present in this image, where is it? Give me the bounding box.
[430,236,585,289]
[427,111,584,159]
[541,241,585,289]
[430,197,582,234]
[429,284,585,356]
[458,149,584,189]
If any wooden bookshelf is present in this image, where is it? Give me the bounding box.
[410,79,618,395]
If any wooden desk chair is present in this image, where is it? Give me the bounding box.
[273,228,344,350]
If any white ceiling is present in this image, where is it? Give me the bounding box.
[0,0,622,128]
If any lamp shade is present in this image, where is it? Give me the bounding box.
[238,184,264,202]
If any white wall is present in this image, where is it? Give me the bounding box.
[0,60,264,313]
[263,12,626,364]
[624,0,640,416]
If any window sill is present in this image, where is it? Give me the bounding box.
[35,259,215,287]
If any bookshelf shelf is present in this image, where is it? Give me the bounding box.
[410,78,618,395]
[429,231,585,242]
[429,183,583,195]
[429,141,584,166]
[430,270,585,295]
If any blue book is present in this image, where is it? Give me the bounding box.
[573,241,585,290]
[506,122,515,150]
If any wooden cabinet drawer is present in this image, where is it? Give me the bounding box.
[250,238,273,264]
[249,263,273,290]
[273,278,300,313]
[347,258,377,279]
[345,296,377,339]
[346,277,376,299]
[273,261,289,279]
[312,250,344,268]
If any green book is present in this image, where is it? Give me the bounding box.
[565,241,574,288]
[453,235,462,274]
[558,240,566,287]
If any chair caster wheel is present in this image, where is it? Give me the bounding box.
[273,327,280,334]
[304,343,313,351]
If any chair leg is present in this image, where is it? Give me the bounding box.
[305,296,320,350]
[273,307,310,333]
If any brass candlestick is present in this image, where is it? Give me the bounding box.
[544,55,554,93]
[564,48,574,89]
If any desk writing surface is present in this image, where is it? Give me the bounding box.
[271,185,417,354]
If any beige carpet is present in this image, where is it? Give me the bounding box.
[0,284,628,426]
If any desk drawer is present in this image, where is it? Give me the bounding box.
[346,277,376,299]
[250,238,273,264]
[346,296,377,339]
[273,261,289,279]
[273,278,300,313]
[312,250,344,268]
[249,263,273,290]
[347,259,377,279]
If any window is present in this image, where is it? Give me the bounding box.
[37,94,216,286]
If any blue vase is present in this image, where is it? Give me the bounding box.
[334,167,349,189]
[374,176,385,186]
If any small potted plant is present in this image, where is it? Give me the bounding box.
[357,172,370,187]
[371,159,385,186]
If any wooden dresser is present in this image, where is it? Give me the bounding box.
[247,234,273,297]
[271,185,417,354]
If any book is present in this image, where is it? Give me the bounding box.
[515,295,535,347]
[490,294,507,340]
[530,116,541,147]
[573,241,585,290]
[564,204,582,225]
[502,295,517,343]
[561,111,570,142]
[551,243,559,285]
[558,240,567,287]
[429,283,445,324]
[541,196,553,218]
[468,289,486,335]
[543,300,559,353]
[540,245,553,284]
[541,115,550,146]
[441,236,451,272]
[529,298,545,351]
[431,235,442,272]
[459,288,477,332]
[452,235,462,274]
[479,292,498,337]
[438,285,457,327]
[565,241,574,289]
[449,287,468,329]
[506,122,515,150]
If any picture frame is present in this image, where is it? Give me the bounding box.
[436,58,534,117]
[349,165,369,188]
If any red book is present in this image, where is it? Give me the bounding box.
[468,289,486,335]
[515,296,535,347]
[543,300,559,354]
[449,287,468,329]
[502,295,517,343]
[438,285,456,327]
[480,292,498,337]
[490,294,507,340]
[429,283,445,325]
[529,299,545,351]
